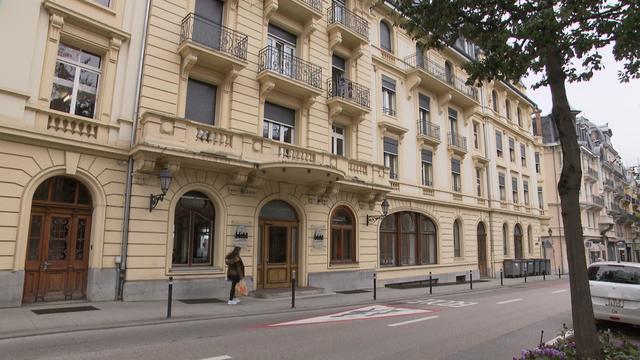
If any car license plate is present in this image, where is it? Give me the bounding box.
[606,298,624,308]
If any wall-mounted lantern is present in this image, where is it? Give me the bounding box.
[366,198,389,226]
[149,168,172,212]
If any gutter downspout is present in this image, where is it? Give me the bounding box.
[551,144,564,274]
[117,0,152,301]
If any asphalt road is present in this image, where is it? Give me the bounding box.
[0,280,599,360]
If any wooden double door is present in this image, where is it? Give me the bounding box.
[257,221,298,289]
[23,207,92,303]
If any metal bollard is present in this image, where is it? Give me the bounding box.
[500,268,504,286]
[469,270,473,290]
[291,270,296,308]
[429,272,433,295]
[373,272,377,301]
[543,269,546,281]
[524,264,527,283]
[558,267,561,279]
[167,276,173,318]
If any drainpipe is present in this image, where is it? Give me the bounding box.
[117,0,152,301]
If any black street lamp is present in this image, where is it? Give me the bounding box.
[366,198,389,226]
[149,168,172,212]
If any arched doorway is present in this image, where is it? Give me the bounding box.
[257,200,299,289]
[514,224,523,259]
[23,177,93,303]
[477,222,487,277]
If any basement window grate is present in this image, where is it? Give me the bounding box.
[179,298,226,304]
[31,305,99,315]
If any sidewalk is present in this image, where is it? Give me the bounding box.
[0,275,567,340]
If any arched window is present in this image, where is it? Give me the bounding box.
[517,107,522,127]
[380,212,437,266]
[514,224,523,259]
[453,219,462,257]
[505,99,512,120]
[527,225,533,254]
[173,191,215,266]
[331,206,355,263]
[492,90,498,112]
[503,223,508,255]
[380,21,392,52]
[445,61,454,84]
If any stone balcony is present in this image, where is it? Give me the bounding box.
[327,3,369,51]
[132,112,390,194]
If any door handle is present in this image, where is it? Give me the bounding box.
[42,261,49,271]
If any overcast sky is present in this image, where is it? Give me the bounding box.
[523,49,640,168]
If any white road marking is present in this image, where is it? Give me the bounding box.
[388,315,439,327]
[497,298,522,305]
[268,305,434,327]
[200,356,232,360]
[552,289,568,294]
[404,298,478,308]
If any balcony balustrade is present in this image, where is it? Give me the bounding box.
[178,13,248,72]
[417,120,440,146]
[327,3,369,48]
[592,195,605,208]
[447,132,468,154]
[404,53,479,107]
[257,46,323,97]
[326,77,370,116]
[585,167,599,181]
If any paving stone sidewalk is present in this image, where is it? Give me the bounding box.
[0,276,566,340]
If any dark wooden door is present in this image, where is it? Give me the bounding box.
[257,221,298,289]
[477,223,487,278]
[23,208,91,303]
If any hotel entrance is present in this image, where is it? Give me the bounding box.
[257,200,299,289]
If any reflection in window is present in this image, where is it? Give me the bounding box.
[173,191,215,266]
[380,212,437,266]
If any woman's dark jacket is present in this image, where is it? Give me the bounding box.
[225,253,245,281]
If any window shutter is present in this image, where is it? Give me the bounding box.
[509,138,515,149]
[499,173,505,186]
[448,108,458,120]
[185,78,217,125]
[421,149,432,163]
[496,131,503,151]
[512,177,518,190]
[451,159,461,174]
[332,55,346,70]
[520,143,526,156]
[383,137,398,154]
[535,152,540,163]
[380,21,392,51]
[268,24,297,44]
[419,94,430,110]
[265,102,295,126]
[381,75,396,91]
[523,182,529,192]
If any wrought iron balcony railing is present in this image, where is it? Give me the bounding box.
[327,3,369,40]
[404,53,478,100]
[258,46,322,89]
[592,195,605,207]
[448,133,467,151]
[180,13,248,61]
[586,167,599,179]
[300,0,322,13]
[327,78,370,109]
[417,120,440,141]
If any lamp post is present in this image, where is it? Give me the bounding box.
[149,168,172,212]
[366,198,389,226]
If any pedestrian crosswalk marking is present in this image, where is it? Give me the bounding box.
[268,305,435,327]
[403,298,478,308]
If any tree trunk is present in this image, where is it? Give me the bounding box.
[545,45,602,359]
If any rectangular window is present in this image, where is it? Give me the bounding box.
[418,94,430,132]
[523,181,529,206]
[496,131,503,157]
[476,168,482,197]
[520,143,527,166]
[512,176,518,203]
[92,0,110,7]
[382,75,396,116]
[448,108,458,137]
[50,43,102,119]
[451,159,461,192]
[538,187,544,209]
[185,78,217,125]
[473,122,480,149]
[331,125,345,156]
[421,149,433,187]
[509,137,516,162]
[384,137,399,179]
[263,102,295,144]
[535,152,541,173]
[499,173,506,201]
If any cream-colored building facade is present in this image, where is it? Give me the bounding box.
[0,0,548,307]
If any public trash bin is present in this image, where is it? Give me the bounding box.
[503,259,520,277]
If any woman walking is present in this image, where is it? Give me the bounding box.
[225,246,244,305]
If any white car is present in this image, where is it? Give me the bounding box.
[588,261,640,326]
